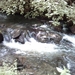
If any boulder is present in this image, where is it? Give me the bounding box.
[10,29,26,44]
[11,29,22,39]
[15,33,25,44]
[48,32,62,43]
[0,32,3,43]
[66,20,73,27]
[36,31,49,43]
[70,25,75,34]
[36,31,62,43]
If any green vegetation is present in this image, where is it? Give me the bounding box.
[0,62,71,75]
[0,0,26,15]
[0,61,17,75]
[56,66,71,75]
[0,0,75,25]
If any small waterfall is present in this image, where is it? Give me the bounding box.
[3,37,58,54]
[3,33,75,54]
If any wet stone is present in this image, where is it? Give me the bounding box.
[0,32,4,43]
[36,31,49,43]
[53,25,62,32]
[66,20,73,27]
[48,32,62,43]
[11,29,22,39]
[70,25,75,34]
[36,31,62,43]
[15,33,25,44]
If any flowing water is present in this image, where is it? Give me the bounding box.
[0,13,75,75]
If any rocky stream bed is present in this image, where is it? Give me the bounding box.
[0,13,75,75]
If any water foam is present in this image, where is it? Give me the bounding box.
[3,34,75,54]
[63,34,75,45]
[3,37,58,53]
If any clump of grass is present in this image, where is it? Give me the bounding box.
[56,66,71,75]
[0,60,17,75]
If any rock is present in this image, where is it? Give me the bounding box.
[48,32,62,43]
[63,20,74,33]
[0,32,4,43]
[15,33,25,44]
[70,25,75,33]
[10,29,25,44]
[11,29,22,39]
[36,31,49,43]
[66,20,73,27]
[4,34,11,42]
[16,56,26,70]
[36,31,62,43]
[53,25,62,32]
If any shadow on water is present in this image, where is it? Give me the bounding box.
[0,13,75,75]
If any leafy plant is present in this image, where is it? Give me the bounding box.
[0,61,17,75]
[56,66,71,75]
[0,0,75,25]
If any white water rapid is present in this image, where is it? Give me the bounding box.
[3,38,57,54]
[3,34,75,54]
[63,34,75,45]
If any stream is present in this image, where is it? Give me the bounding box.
[0,13,75,75]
